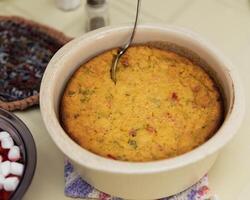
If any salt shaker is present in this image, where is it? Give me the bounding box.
[55,0,81,11]
[85,0,109,31]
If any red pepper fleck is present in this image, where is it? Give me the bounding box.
[106,101,112,109]
[172,92,178,101]
[157,144,164,152]
[122,59,129,67]
[107,154,117,160]
[164,112,175,123]
[120,55,129,67]
[192,85,201,93]
[129,129,137,137]
[164,112,172,119]
[146,124,157,134]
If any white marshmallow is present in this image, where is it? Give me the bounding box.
[3,177,19,191]
[0,131,10,141]
[0,161,11,177]
[1,136,14,149]
[10,162,24,176]
[0,174,5,190]
[8,146,21,161]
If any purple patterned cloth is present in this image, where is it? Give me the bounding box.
[64,160,215,200]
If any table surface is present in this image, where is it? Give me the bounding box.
[1,0,250,199]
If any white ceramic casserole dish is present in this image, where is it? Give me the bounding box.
[40,25,244,199]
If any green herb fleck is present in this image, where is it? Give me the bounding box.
[78,88,95,103]
[150,98,161,107]
[113,140,123,148]
[84,68,93,74]
[79,88,94,95]
[80,97,90,103]
[67,90,76,96]
[128,139,137,149]
[105,93,114,101]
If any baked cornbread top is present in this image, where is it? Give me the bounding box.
[60,45,223,162]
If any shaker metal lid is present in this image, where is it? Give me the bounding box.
[87,0,105,6]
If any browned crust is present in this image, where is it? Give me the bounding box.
[0,15,73,111]
[0,95,39,111]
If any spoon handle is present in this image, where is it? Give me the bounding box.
[111,0,141,83]
[123,0,141,52]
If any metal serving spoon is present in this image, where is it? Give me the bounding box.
[110,0,141,83]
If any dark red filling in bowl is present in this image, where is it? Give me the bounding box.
[0,109,36,200]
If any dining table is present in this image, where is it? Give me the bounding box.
[1,0,250,199]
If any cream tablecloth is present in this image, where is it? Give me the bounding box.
[0,0,250,199]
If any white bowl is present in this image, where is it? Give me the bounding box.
[40,24,244,199]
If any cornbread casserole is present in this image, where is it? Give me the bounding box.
[60,45,223,162]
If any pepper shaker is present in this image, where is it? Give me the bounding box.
[85,0,109,31]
